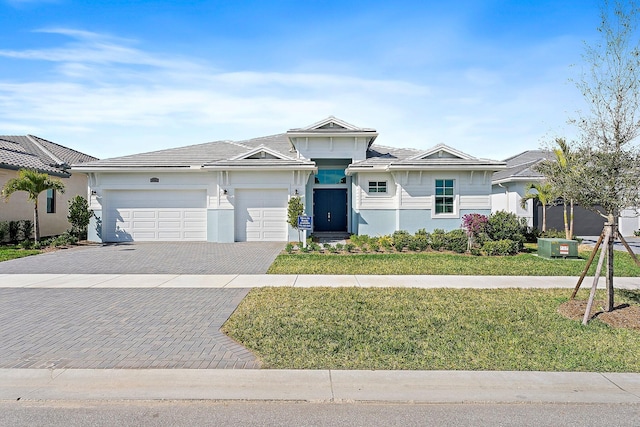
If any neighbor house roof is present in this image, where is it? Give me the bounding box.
[492,150,549,184]
[0,135,97,177]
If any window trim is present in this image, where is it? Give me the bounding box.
[367,180,388,195]
[432,179,458,218]
[46,189,56,214]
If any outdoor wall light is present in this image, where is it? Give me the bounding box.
[91,190,97,195]
[294,189,299,195]
[223,189,228,195]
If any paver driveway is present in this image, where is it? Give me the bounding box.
[0,241,285,274]
[0,288,260,369]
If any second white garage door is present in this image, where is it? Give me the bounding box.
[104,190,207,242]
[235,189,288,242]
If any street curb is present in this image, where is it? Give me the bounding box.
[2,369,639,404]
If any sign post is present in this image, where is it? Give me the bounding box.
[297,215,312,248]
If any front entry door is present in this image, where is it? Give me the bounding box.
[313,189,347,232]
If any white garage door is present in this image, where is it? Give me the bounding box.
[235,189,288,242]
[105,190,207,242]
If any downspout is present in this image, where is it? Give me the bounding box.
[498,183,509,211]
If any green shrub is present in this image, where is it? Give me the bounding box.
[370,241,380,252]
[482,239,520,256]
[487,211,526,250]
[67,195,92,239]
[429,229,446,251]
[335,243,344,252]
[309,242,321,252]
[444,229,468,253]
[344,243,354,253]
[409,232,430,251]
[392,230,412,251]
[0,221,9,243]
[50,232,78,247]
[378,235,393,251]
[285,243,294,253]
[540,229,566,239]
[634,229,640,237]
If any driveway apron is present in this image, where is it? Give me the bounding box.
[0,288,259,369]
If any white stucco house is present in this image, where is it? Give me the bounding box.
[72,117,507,243]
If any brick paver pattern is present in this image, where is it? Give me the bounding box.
[0,288,260,369]
[0,242,284,274]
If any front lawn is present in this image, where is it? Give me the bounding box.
[267,250,640,276]
[0,246,40,262]
[222,287,640,371]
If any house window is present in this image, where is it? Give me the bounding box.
[435,179,454,214]
[368,181,387,193]
[315,169,346,184]
[46,189,55,214]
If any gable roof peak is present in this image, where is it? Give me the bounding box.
[289,116,376,132]
[229,144,294,161]
[408,143,476,161]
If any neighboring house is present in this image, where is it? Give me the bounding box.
[0,135,98,237]
[491,150,548,228]
[73,117,506,243]
[491,150,640,236]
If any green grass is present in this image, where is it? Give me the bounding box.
[223,287,640,371]
[0,246,40,262]
[267,250,640,276]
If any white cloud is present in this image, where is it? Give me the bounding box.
[0,27,582,161]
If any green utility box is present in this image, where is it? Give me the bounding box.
[537,238,579,259]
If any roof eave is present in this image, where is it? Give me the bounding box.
[491,176,544,185]
[71,166,199,173]
[203,165,317,171]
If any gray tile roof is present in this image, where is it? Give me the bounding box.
[351,144,504,170]
[492,150,549,183]
[75,137,295,168]
[0,135,97,177]
[73,120,504,172]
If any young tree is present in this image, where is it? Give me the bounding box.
[2,169,66,242]
[520,182,556,232]
[287,196,304,244]
[67,195,93,240]
[535,138,577,239]
[570,0,640,312]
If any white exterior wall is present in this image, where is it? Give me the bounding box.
[292,136,369,161]
[619,208,640,237]
[88,169,310,242]
[491,181,534,226]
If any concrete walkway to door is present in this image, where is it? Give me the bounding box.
[0,242,285,274]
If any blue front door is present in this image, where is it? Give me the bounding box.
[313,189,347,232]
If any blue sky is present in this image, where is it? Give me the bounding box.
[0,0,601,160]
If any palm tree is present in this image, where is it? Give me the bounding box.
[2,169,65,242]
[552,138,575,239]
[521,182,555,232]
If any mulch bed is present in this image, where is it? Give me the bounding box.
[558,299,640,330]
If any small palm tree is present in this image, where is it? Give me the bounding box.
[521,182,555,232]
[552,138,575,239]
[2,169,66,242]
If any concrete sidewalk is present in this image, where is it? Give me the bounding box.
[2,273,639,289]
[2,369,639,403]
